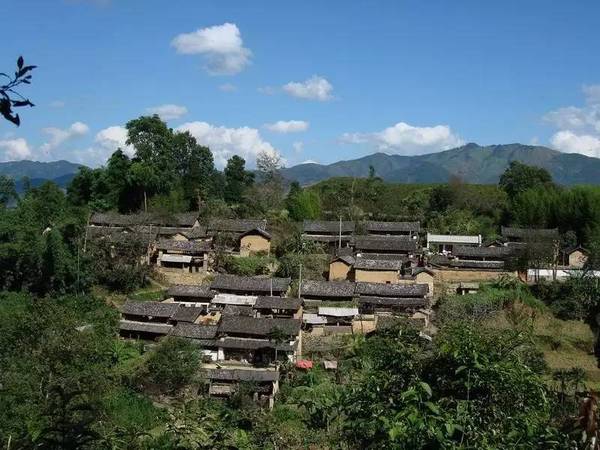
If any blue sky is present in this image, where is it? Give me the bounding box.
[2,0,600,167]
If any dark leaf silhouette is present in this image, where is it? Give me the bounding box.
[0,55,36,126]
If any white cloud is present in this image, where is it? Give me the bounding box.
[219,83,237,92]
[171,23,251,75]
[264,120,309,133]
[145,104,188,120]
[40,122,90,155]
[0,138,33,161]
[545,84,600,158]
[543,105,600,134]
[95,126,134,157]
[176,121,279,167]
[282,76,333,101]
[292,141,304,153]
[69,126,134,167]
[550,130,600,158]
[49,100,65,108]
[300,159,318,164]
[340,121,464,155]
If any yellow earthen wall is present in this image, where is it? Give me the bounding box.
[240,235,270,256]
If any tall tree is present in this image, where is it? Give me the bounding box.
[250,151,286,214]
[224,156,254,204]
[105,149,133,211]
[0,175,17,207]
[499,161,554,200]
[126,115,176,194]
[172,131,216,209]
[286,182,321,221]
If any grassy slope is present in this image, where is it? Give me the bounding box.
[487,309,600,388]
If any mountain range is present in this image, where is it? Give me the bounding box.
[1,143,599,188]
[0,160,82,191]
[280,143,600,185]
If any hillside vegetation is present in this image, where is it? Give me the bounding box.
[2,114,600,448]
[281,143,600,185]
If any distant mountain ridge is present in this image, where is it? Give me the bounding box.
[0,160,83,191]
[280,143,600,185]
[2,143,599,189]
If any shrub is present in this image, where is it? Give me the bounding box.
[223,255,274,276]
[137,337,200,392]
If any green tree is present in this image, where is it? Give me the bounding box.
[67,167,106,207]
[0,174,17,207]
[224,155,254,204]
[286,182,321,221]
[35,386,99,450]
[172,131,216,209]
[138,337,200,392]
[499,161,554,200]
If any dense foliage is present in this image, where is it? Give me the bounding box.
[4,287,597,449]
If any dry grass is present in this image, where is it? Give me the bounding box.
[485,307,600,388]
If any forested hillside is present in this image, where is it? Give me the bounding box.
[2,115,600,449]
[281,143,600,185]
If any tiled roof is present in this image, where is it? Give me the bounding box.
[300,280,356,298]
[452,246,513,259]
[354,258,404,271]
[221,305,254,316]
[239,228,272,240]
[120,301,179,319]
[133,225,208,239]
[358,296,428,308]
[448,260,505,270]
[331,254,355,266]
[366,221,420,233]
[253,296,302,310]
[87,226,157,244]
[211,274,291,294]
[301,234,353,243]
[156,239,211,253]
[172,212,199,227]
[170,323,218,340]
[119,320,173,334]
[563,245,589,255]
[355,282,429,298]
[303,220,355,234]
[171,306,204,323]
[208,219,267,234]
[353,235,418,252]
[86,225,126,238]
[90,212,198,227]
[218,316,301,337]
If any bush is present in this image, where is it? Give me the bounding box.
[137,337,200,392]
[223,255,274,276]
[532,279,588,321]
